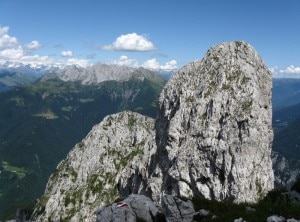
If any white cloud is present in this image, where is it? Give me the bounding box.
[279,65,300,74]
[110,55,178,72]
[269,66,278,74]
[21,55,52,65]
[0,34,18,49]
[0,26,90,68]
[61,50,73,57]
[271,65,300,78]
[0,46,24,60]
[113,55,138,67]
[142,58,178,71]
[102,33,155,51]
[142,58,160,70]
[66,58,90,67]
[0,26,9,37]
[25,40,41,50]
[160,60,177,71]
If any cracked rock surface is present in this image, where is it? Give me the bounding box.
[150,41,274,203]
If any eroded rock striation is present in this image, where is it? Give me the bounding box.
[149,41,274,203]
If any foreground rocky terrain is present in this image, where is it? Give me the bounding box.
[30,41,287,221]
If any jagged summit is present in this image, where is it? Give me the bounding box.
[32,41,274,220]
[40,63,163,85]
[150,41,274,203]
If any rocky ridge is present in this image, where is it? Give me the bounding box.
[32,111,156,221]
[40,63,163,85]
[32,41,274,221]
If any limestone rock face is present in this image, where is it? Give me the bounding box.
[31,111,156,221]
[151,41,274,203]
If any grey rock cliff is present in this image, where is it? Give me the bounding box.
[149,41,274,203]
[31,111,156,221]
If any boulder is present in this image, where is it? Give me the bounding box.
[161,195,195,222]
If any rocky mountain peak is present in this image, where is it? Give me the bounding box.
[32,41,274,220]
[40,63,162,85]
[150,41,274,203]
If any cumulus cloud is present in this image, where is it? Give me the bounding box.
[270,65,300,78]
[66,58,90,67]
[25,40,41,50]
[269,67,278,74]
[0,32,18,49]
[61,50,73,57]
[0,26,9,37]
[113,55,139,67]
[160,60,177,71]
[142,58,178,71]
[109,55,178,72]
[0,46,23,60]
[0,26,90,68]
[142,58,160,70]
[21,55,52,65]
[279,65,300,74]
[102,33,155,51]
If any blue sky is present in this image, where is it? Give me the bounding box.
[0,0,299,75]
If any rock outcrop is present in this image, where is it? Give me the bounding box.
[149,41,274,203]
[96,194,161,222]
[96,194,195,222]
[32,41,275,220]
[31,111,156,221]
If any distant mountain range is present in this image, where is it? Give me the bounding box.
[0,62,59,76]
[0,62,174,92]
[0,62,59,92]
